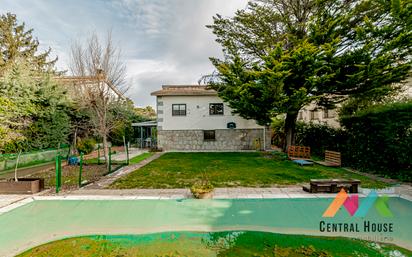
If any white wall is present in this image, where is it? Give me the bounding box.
[157,95,262,130]
[297,102,340,128]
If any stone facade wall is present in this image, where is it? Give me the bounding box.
[158,128,272,151]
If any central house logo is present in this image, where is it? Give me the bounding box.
[323,189,393,218]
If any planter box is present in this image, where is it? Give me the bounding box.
[0,178,44,194]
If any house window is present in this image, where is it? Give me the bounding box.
[172,104,186,116]
[310,110,316,120]
[323,109,336,119]
[209,103,224,115]
[323,109,329,119]
[298,111,303,120]
[203,130,216,141]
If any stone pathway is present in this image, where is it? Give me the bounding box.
[62,185,412,200]
[82,152,164,189]
[103,148,148,162]
[1,184,412,216]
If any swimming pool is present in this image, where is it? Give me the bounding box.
[1,197,411,256]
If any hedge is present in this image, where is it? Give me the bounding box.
[293,101,412,181]
[340,101,412,180]
[295,123,347,157]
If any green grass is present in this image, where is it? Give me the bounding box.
[84,157,99,165]
[110,152,389,189]
[17,231,412,257]
[129,152,155,164]
[84,152,154,165]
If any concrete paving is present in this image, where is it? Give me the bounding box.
[1,184,412,221]
[0,195,30,208]
[57,185,412,200]
[102,148,148,161]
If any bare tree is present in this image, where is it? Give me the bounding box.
[69,31,128,169]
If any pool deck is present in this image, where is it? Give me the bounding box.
[0,186,411,256]
[1,184,412,215]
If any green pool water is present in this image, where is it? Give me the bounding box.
[0,197,411,256]
[17,231,412,257]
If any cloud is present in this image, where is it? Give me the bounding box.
[113,0,247,106]
[1,0,247,107]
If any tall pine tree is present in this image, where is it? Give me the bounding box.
[0,13,69,152]
[0,13,57,73]
[207,0,411,150]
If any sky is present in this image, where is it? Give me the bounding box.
[0,0,248,107]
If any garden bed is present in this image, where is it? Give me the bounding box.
[24,164,110,191]
[22,153,154,191]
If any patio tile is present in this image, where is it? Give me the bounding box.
[0,199,32,214]
[287,193,317,199]
[267,188,283,194]
[226,188,242,194]
[400,195,412,202]
[280,187,302,194]
[169,194,186,199]
[314,194,335,198]
[242,194,263,199]
[214,188,229,194]
[213,194,232,199]
[134,196,160,200]
[262,193,288,199]
[237,188,260,193]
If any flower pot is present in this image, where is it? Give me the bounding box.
[0,178,44,194]
[192,190,214,199]
[196,191,213,199]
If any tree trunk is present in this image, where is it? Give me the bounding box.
[283,112,298,152]
[102,134,109,171]
[71,128,78,155]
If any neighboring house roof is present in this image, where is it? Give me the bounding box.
[57,75,126,100]
[151,85,217,96]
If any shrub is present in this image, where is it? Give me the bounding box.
[190,180,214,199]
[295,122,347,157]
[76,138,96,154]
[270,117,285,147]
[340,101,412,179]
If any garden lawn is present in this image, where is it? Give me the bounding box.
[110,152,389,189]
[129,152,155,164]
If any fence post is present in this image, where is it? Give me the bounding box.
[126,142,129,165]
[58,156,62,191]
[55,155,61,193]
[78,152,83,187]
[97,145,100,165]
[108,147,112,174]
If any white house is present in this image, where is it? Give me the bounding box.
[297,78,412,128]
[151,85,271,151]
[297,103,340,128]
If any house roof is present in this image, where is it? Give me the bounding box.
[151,85,218,96]
[131,120,157,127]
